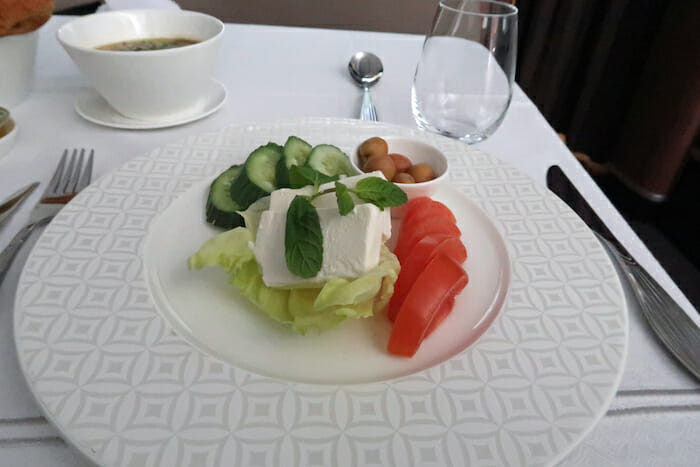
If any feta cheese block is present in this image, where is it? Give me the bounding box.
[267,170,391,239]
[253,171,393,287]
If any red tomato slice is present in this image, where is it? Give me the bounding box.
[388,234,467,321]
[425,294,456,337]
[388,254,469,357]
[402,199,457,227]
[394,218,461,262]
[401,197,433,218]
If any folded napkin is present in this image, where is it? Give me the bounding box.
[98,0,180,11]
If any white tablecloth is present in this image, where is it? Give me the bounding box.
[0,16,697,467]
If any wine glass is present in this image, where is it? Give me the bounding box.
[412,0,518,143]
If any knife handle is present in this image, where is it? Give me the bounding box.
[0,218,50,286]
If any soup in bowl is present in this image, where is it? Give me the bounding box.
[57,9,224,121]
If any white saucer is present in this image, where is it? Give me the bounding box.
[74,79,227,130]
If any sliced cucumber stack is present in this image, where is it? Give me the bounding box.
[306,144,357,177]
[230,143,283,208]
[208,138,359,223]
[206,165,245,229]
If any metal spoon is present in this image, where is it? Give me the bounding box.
[348,52,383,121]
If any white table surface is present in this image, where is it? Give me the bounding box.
[0,16,698,467]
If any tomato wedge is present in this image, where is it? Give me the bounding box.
[388,254,469,357]
[425,294,456,337]
[402,199,456,227]
[393,217,461,262]
[388,234,467,321]
[400,197,433,219]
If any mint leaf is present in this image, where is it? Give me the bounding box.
[335,182,355,215]
[285,195,323,278]
[289,165,339,189]
[353,177,407,209]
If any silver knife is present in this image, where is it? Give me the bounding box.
[0,182,39,227]
[547,165,700,380]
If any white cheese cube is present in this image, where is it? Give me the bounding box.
[253,203,389,287]
[266,170,391,240]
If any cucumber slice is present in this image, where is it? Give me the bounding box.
[246,143,283,192]
[306,144,357,177]
[277,137,312,188]
[206,165,245,229]
[230,143,283,208]
[283,136,312,168]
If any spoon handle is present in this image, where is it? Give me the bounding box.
[360,86,378,121]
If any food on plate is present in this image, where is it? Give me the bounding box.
[97,38,199,51]
[357,136,388,166]
[190,136,406,333]
[356,136,438,184]
[386,196,468,357]
[388,253,468,357]
[191,137,467,358]
[389,153,412,172]
[388,234,466,321]
[363,154,396,181]
[393,215,461,262]
[401,196,456,225]
[393,172,415,184]
[206,164,244,229]
[406,163,436,183]
[0,0,54,37]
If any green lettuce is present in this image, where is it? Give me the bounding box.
[188,227,399,334]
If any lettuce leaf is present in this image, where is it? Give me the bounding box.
[188,226,399,334]
[187,227,254,272]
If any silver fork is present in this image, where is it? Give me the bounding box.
[0,149,94,285]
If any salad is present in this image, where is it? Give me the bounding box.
[188,136,468,357]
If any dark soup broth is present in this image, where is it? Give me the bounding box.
[97,37,198,51]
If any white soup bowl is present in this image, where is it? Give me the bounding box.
[57,9,224,121]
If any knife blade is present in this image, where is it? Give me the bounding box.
[0,182,39,227]
[546,165,700,380]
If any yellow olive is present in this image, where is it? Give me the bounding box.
[407,163,436,182]
[363,155,396,181]
[389,153,412,173]
[393,172,416,184]
[358,137,388,167]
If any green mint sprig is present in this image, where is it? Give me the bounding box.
[285,196,324,278]
[334,182,355,215]
[285,177,407,278]
[288,165,339,190]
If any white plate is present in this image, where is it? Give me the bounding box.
[74,79,227,130]
[14,118,628,467]
[144,182,510,385]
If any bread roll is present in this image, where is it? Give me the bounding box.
[0,0,55,37]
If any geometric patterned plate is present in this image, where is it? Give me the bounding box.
[14,118,628,467]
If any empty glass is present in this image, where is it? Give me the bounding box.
[412,0,518,143]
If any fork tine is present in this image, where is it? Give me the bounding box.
[75,149,94,192]
[42,150,68,197]
[66,149,85,194]
[61,149,79,194]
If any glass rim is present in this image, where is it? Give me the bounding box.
[438,0,518,17]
